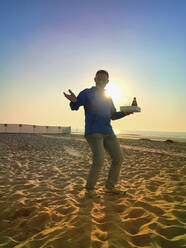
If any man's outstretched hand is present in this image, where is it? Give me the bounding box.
[122,112,134,116]
[63,89,77,103]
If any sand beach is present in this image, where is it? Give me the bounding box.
[0,133,185,248]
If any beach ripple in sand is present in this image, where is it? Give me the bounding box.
[0,133,186,248]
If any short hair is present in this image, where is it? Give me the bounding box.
[95,70,109,78]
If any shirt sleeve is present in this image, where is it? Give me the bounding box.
[69,89,87,111]
[110,98,126,120]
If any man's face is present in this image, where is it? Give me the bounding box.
[95,73,109,88]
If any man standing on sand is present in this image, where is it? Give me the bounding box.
[64,70,133,197]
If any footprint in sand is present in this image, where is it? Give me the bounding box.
[63,145,81,158]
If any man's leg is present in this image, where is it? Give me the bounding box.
[85,133,105,190]
[104,133,124,189]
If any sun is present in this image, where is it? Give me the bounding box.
[105,83,121,102]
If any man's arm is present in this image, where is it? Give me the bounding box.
[110,98,134,120]
[111,111,126,120]
[69,89,87,111]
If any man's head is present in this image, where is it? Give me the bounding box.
[94,70,109,89]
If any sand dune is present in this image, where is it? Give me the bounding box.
[0,133,185,248]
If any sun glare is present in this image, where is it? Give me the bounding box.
[113,129,120,135]
[105,83,121,102]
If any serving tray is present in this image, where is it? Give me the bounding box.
[120,105,141,113]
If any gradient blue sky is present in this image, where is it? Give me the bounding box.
[0,0,186,132]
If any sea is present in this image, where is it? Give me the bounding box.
[72,129,186,142]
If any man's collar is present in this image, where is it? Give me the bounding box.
[91,86,106,91]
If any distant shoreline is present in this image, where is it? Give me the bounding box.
[1,132,186,143]
[117,134,186,143]
[71,131,186,143]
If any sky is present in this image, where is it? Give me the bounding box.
[0,0,186,133]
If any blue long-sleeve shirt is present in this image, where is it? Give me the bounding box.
[70,86,126,135]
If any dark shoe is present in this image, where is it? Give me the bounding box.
[85,189,99,198]
[105,187,127,195]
